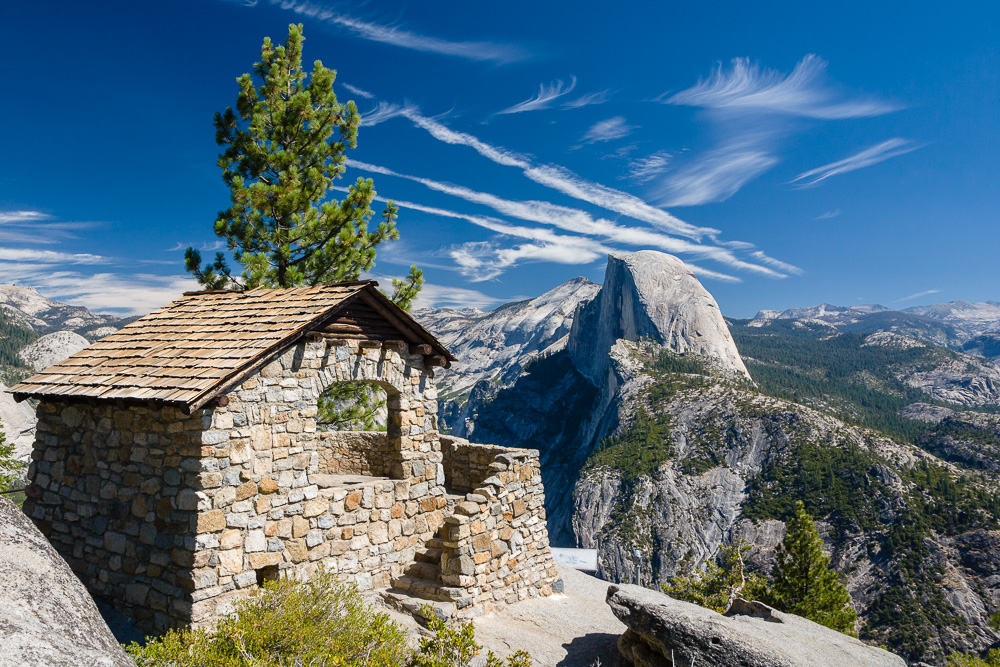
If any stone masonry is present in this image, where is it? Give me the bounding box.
[23,338,557,636]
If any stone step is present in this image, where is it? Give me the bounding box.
[381,588,456,627]
[403,561,441,581]
[425,537,446,551]
[390,574,451,602]
[415,547,443,565]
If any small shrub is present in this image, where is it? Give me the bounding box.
[127,569,409,666]
[662,540,770,613]
[411,607,532,667]
[947,649,1000,667]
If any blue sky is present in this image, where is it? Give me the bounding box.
[0,0,997,317]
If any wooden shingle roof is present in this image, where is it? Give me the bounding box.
[10,281,453,412]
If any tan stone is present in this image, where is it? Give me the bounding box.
[345,491,362,511]
[235,480,257,501]
[292,516,310,538]
[390,502,404,519]
[513,500,527,517]
[220,529,242,549]
[474,552,490,565]
[302,499,327,518]
[197,510,227,533]
[248,551,282,569]
[255,495,271,514]
[285,538,308,563]
[258,477,278,495]
[219,549,243,575]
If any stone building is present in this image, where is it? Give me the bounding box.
[12,282,557,636]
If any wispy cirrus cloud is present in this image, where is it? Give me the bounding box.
[896,289,941,303]
[0,210,52,224]
[411,282,513,310]
[0,262,198,315]
[748,250,803,276]
[497,76,577,115]
[0,248,108,264]
[627,151,671,184]
[563,89,611,109]
[579,116,636,144]
[663,54,899,119]
[342,83,374,99]
[657,142,777,206]
[651,55,903,206]
[817,209,841,220]
[362,105,804,278]
[792,139,923,187]
[0,209,102,244]
[247,0,526,64]
[347,159,781,278]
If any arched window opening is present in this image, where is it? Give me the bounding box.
[317,381,388,432]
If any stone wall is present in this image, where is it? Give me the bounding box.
[441,435,512,494]
[24,400,202,634]
[436,436,558,613]
[25,340,446,635]
[316,431,391,477]
[24,338,559,635]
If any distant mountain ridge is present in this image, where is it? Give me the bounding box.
[752,299,1000,356]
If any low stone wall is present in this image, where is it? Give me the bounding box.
[191,472,451,627]
[441,435,514,493]
[437,436,558,613]
[316,431,391,477]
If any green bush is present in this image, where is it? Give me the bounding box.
[127,569,409,666]
[126,572,533,667]
[662,541,771,613]
[411,608,531,667]
[947,649,1000,667]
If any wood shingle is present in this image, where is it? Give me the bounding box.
[10,281,453,412]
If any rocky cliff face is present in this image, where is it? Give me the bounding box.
[0,285,123,335]
[18,331,90,373]
[568,251,749,385]
[424,252,1000,663]
[420,277,599,437]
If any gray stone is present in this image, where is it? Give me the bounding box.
[606,585,906,667]
[0,497,133,667]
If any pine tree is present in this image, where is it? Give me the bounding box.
[770,500,858,634]
[0,427,21,493]
[185,23,423,306]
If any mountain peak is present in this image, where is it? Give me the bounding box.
[568,251,750,382]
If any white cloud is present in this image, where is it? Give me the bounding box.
[563,90,611,109]
[664,54,899,119]
[896,289,941,303]
[817,209,841,220]
[364,105,793,279]
[497,77,577,115]
[0,248,108,264]
[0,210,52,224]
[748,251,803,276]
[412,282,511,310]
[657,144,777,206]
[0,263,198,315]
[360,101,406,127]
[348,159,779,277]
[628,151,671,184]
[579,116,636,144]
[342,83,374,99]
[792,138,922,187]
[258,0,526,63]
[447,239,605,281]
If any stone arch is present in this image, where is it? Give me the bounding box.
[303,340,440,483]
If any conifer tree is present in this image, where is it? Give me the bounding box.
[770,501,858,634]
[185,23,423,307]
